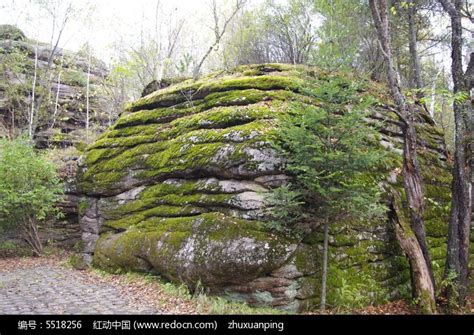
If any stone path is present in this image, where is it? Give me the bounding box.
[0,265,158,314]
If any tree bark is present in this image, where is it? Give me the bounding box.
[86,50,91,140]
[320,219,329,312]
[22,215,43,257]
[407,0,423,90]
[438,0,473,306]
[369,0,436,313]
[391,191,436,314]
[402,113,435,288]
[429,69,441,118]
[465,52,474,90]
[29,44,38,140]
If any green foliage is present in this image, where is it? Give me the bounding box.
[332,271,388,309]
[221,0,317,67]
[195,294,283,315]
[0,138,63,234]
[0,239,31,257]
[0,46,31,130]
[269,79,387,232]
[61,69,88,86]
[0,240,17,250]
[438,270,460,311]
[264,184,304,237]
[68,254,88,270]
[313,0,365,70]
[176,53,193,75]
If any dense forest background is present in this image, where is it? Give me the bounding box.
[1,0,471,149]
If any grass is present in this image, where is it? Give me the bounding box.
[0,240,32,257]
[194,294,283,314]
[0,240,18,251]
[89,266,285,315]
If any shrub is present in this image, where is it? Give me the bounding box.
[0,138,63,256]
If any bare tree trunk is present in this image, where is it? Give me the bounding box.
[30,4,72,140]
[429,69,441,118]
[86,50,91,140]
[437,68,451,144]
[22,215,43,257]
[320,219,329,312]
[403,115,435,288]
[29,44,38,140]
[193,0,246,79]
[369,0,436,313]
[438,0,473,307]
[407,0,423,90]
[51,62,62,129]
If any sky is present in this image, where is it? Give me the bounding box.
[0,0,471,73]
[0,0,222,63]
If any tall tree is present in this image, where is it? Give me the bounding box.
[28,1,75,139]
[369,0,436,314]
[0,31,30,139]
[193,0,246,78]
[85,45,92,139]
[29,43,38,140]
[109,2,186,98]
[438,0,473,307]
[219,0,317,68]
[264,0,317,64]
[313,0,366,70]
[407,0,424,89]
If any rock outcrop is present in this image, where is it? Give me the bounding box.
[78,64,453,311]
[0,25,110,148]
[0,25,111,250]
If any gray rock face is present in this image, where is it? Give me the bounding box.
[0,26,114,250]
[49,154,82,248]
[0,25,110,148]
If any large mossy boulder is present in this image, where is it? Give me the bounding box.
[78,64,452,311]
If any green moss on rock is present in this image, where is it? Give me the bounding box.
[79,63,453,311]
[94,212,296,285]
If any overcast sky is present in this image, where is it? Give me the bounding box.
[0,0,224,63]
[0,0,471,74]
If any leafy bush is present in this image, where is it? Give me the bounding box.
[332,273,388,310]
[0,138,63,256]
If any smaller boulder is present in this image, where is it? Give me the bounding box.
[0,25,26,41]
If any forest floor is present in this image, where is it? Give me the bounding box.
[0,252,470,315]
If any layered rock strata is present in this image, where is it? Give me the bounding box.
[78,64,452,311]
